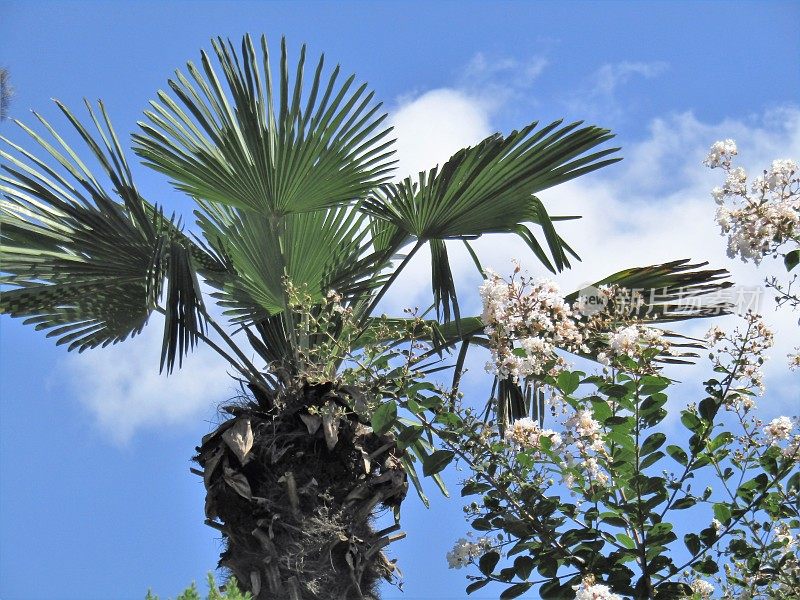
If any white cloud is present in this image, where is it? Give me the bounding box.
[567,60,668,120]
[464,52,549,86]
[62,314,237,445]
[388,88,493,179]
[459,52,549,111]
[592,61,668,97]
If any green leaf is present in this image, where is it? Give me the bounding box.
[134,35,396,216]
[566,259,732,324]
[666,444,688,466]
[478,550,500,576]
[500,583,533,599]
[471,517,492,531]
[616,533,636,549]
[640,451,665,469]
[672,496,697,510]
[698,397,720,422]
[371,400,397,435]
[466,580,489,595]
[694,556,719,575]
[681,412,703,433]
[713,502,731,523]
[0,100,208,369]
[785,249,800,272]
[513,555,535,580]
[422,449,455,477]
[684,533,701,556]
[364,120,620,255]
[557,371,581,395]
[641,432,667,455]
[540,579,569,599]
[461,481,492,497]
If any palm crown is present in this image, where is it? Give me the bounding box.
[0,35,727,392]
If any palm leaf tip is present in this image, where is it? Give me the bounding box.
[132,34,397,216]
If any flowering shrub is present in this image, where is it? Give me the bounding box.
[416,144,800,598]
[395,260,798,599]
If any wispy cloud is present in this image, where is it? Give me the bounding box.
[568,60,669,120]
[592,61,668,96]
[458,52,550,110]
[463,52,549,87]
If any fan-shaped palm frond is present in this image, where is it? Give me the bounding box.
[194,201,386,325]
[0,100,207,372]
[133,35,396,216]
[363,120,621,319]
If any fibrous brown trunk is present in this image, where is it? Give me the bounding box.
[194,381,408,600]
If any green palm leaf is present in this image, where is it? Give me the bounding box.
[564,259,733,321]
[363,120,621,319]
[0,100,206,372]
[133,35,396,216]
[194,201,386,324]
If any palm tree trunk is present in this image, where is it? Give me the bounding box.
[194,381,408,600]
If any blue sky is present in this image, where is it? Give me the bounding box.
[1,2,799,599]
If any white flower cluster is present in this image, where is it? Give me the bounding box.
[703,139,738,169]
[773,522,798,554]
[789,348,800,371]
[573,579,622,600]
[689,578,715,599]
[556,407,609,486]
[706,140,799,264]
[764,416,794,443]
[504,417,562,450]
[705,313,774,404]
[763,416,800,462]
[480,269,586,381]
[445,536,492,569]
[597,324,670,366]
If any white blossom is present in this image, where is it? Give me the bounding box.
[767,158,798,189]
[689,578,715,598]
[609,325,640,357]
[704,139,738,168]
[480,270,585,381]
[707,141,799,264]
[789,348,800,371]
[445,536,492,569]
[764,416,794,444]
[573,579,622,600]
[704,325,725,344]
[773,522,798,554]
[784,435,800,462]
[566,409,601,439]
[504,417,561,450]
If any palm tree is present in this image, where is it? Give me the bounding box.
[0,36,729,600]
